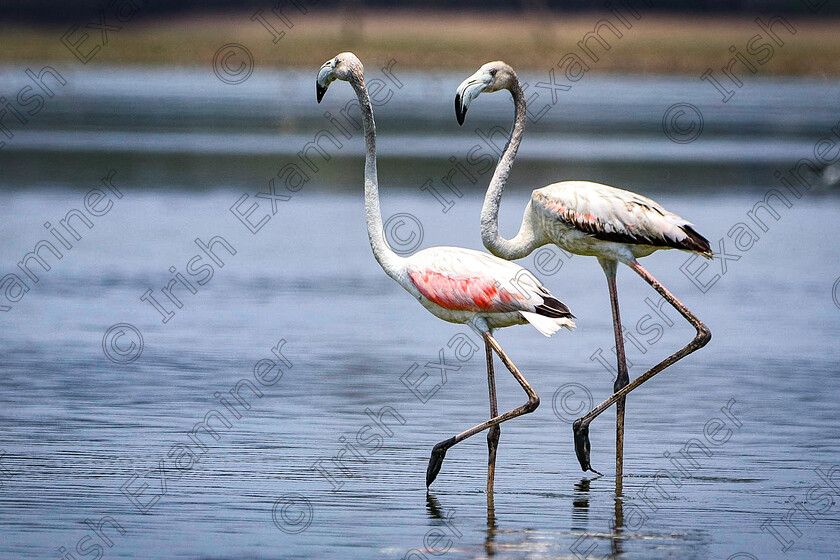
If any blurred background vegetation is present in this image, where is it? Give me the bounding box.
[1,0,839,74]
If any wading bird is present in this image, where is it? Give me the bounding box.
[316,53,575,492]
[455,61,712,480]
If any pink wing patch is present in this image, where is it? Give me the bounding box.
[541,198,598,230]
[409,269,523,312]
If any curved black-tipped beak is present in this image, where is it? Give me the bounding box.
[316,61,334,103]
[573,419,603,476]
[455,92,467,126]
[454,73,488,127]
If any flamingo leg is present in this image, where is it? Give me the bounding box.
[573,260,711,474]
[599,259,630,487]
[486,336,501,494]
[427,331,539,488]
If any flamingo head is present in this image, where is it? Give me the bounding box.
[455,61,517,125]
[316,52,363,103]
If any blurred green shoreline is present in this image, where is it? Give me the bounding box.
[2,9,839,75]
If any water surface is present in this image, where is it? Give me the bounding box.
[1,68,839,559]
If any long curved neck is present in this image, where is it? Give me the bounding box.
[480,79,540,260]
[348,70,404,279]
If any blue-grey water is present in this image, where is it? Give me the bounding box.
[1,67,839,559]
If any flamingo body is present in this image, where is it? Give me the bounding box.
[528,181,712,262]
[405,246,575,335]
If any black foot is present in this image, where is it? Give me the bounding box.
[426,437,455,487]
[573,419,602,476]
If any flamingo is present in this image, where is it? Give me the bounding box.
[455,62,712,480]
[316,53,576,492]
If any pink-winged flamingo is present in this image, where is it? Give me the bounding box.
[316,53,575,492]
[455,61,712,481]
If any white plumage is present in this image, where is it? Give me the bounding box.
[404,246,575,335]
[529,180,712,262]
